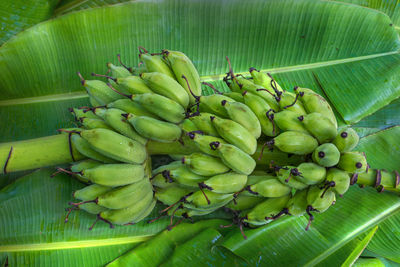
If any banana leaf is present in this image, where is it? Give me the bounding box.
[54,0,132,16]
[0,0,59,45]
[0,169,171,266]
[1,0,400,143]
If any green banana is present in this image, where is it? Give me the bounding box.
[293,162,327,185]
[337,152,368,173]
[126,113,182,143]
[221,100,261,139]
[276,167,308,190]
[155,185,192,206]
[102,108,148,145]
[307,186,336,213]
[140,72,189,108]
[267,131,318,155]
[243,195,291,226]
[182,153,230,176]
[162,50,202,104]
[73,184,112,201]
[325,168,350,195]
[186,131,226,157]
[333,128,359,152]
[70,159,102,183]
[200,172,247,193]
[107,99,160,119]
[253,143,305,167]
[185,190,234,210]
[80,128,147,164]
[79,117,113,130]
[180,119,198,133]
[80,203,108,215]
[223,92,244,103]
[286,189,308,217]
[248,177,291,197]
[243,91,277,137]
[165,165,206,188]
[246,174,276,186]
[100,192,155,225]
[210,142,256,175]
[278,91,306,116]
[312,143,340,167]
[115,76,154,94]
[189,113,220,137]
[226,195,265,211]
[78,72,123,105]
[79,163,145,187]
[249,68,283,93]
[139,52,175,78]
[70,133,116,163]
[211,116,257,155]
[295,87,337,128]
[273,110,308,134]
[97,178,153,209]
[197,95,235,118]
[70,107,99,120]
[107,62,132,78]
[300,112,337,143]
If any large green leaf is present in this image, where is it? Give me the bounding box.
[219,126,400,266]
[0,169,171,266]
[54,0,132,16]
[1,0,400,142]
[0,0,59,45]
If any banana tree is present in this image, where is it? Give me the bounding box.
[1,0,400,266]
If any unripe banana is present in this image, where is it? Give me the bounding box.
[155,185,192,206]
[210,142,256,175]
[186,132,226,157]
[70,107,99,120]
[223,92,244,103]
[167,206,215,218]
[166,165,206,188]
[107,62,132,78]
[152,160,183,174]
[70,133,116,163]
[278,91,306,116]
[185,190,234,210]
[276,167,308,190]
[180,119,198,133]
[295,162,327,185]
[273,110,308,134]
[151,172,175,189]
[80,128,147,164]
[312,143,340,167]
[211,116,257,155]
[226,195,265,211]
[287,189,308,217]
[130,197,157,224]
[74,184,112,201]
[79,117,113,130]
[234,77,280,111]
[246,174,276,186]
[243,195,290,226]
[79,163,145,187]
[78,73,123,105]
[102,108,148,145]
[115,76,154,94]
[300,113,337,143]
[139,53,175,78]
[333,128,359,152]
[337,152,367,173]
[182,153,230,176]
[295,87,337,128]
[248,177,291,197]
[100,192,155,225]
[243,91,277,137]
[249,68,283,93]
[189,113,220,137]
[253,143,305,167]
[200,172,247,194]
[162,50,202,104]
[268,131,318,155]
[126,113,182,143]
[307,186,336,212]
[140,72,189,108]
[221,100,261,139]
[107,99,160,119]
[130,93,185,123]
[70,159,102,183]
[198,95,235,118]
[97,178,153,209]
[325,168,350,195]
[80,203,108,215]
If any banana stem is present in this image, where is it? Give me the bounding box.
[0,135,199,174]
[0,134,84,175]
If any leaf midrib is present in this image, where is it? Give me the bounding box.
[0,235,152,252]
[0,50,398,107]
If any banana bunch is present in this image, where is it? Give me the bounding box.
[58,48,398,235]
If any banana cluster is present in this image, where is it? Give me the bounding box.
[59,49,399,233]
